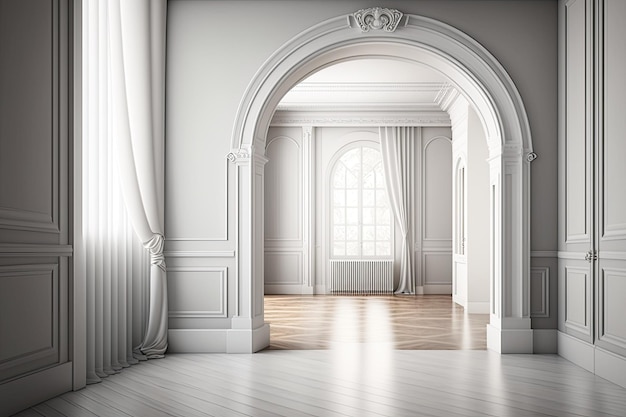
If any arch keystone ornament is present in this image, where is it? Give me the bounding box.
[230,11,535,354]
[353,7,404,32]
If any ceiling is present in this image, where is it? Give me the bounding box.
[276,58,454,113]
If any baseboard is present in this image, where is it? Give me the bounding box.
[265,284,310,295]
[487,324,533,353]
[466,301,489,314]
[169,324,270,353]
[558,331,626,388]
[452,294,466,307]
[424,284,452,294]
[168,329,228,353]
[533,329,557,353]
[0,362,72,416]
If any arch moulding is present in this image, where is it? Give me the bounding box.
[227,7,536,354]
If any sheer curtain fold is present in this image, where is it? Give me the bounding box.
[108,0,168,359]
[84,0,167,384]
[380,127,415,294]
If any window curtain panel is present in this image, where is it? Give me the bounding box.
[108,0,168,359]
[380,127,415,294]
[83,0,167,383]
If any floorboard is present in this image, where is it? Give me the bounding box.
[14,296,626,416]
[16,351,626,417]
[265,295,488,350]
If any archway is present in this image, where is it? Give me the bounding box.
[228,8,536,353]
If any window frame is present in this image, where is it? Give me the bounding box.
[328,142,393,260]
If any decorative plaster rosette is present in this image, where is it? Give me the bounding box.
[354,7,403,32]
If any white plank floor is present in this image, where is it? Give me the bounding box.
[16,350,626,417]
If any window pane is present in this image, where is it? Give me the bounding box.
[346,208,358,224]
[362,147,377,169]
[333,190,345,206]
[363,171,375,188]
[334,226,345,240]
[346,226,358,240]
[376,190,388,207]
[346,242,359,256]
[346,170,359,188]
[334,164,346,187]
[377,208,390,224]
[346,190,358,206]
[334,242,345,256]
[362,242,375,256]
[333,208,345,224]
[376,242,391,256]
[363,225,375,241]
[377,225,391,240]
[375,164,386,188]
[362,208,375,224]
[363,190,375,206]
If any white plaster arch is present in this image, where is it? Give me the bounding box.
[228,10,536,353]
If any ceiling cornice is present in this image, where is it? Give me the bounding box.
[271,110,451,127]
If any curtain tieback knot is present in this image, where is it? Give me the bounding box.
[144,233,166,271]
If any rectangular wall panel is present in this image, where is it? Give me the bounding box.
[423,137,452,241]
[564,266,590,334]
[167,267,227,318]
[599,268,626,350]
[0,0,57,233]
[564,0,589,242]
[265,252,302,285]
[601,0,626,242]
[0,264,58,382]
[530,266,550,318]
[423,252,453,285]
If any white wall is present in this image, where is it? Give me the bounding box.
[165,0,558,352]
[264,125,453,295]
[450,99,490,313]
[419,128,453,294]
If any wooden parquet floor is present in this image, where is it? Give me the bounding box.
[264,294,489,350]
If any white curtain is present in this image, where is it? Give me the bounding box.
[380,127,414,294]
[83,0,167,383]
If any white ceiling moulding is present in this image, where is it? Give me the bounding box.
[286,81,448,94]
[270,110,451,127]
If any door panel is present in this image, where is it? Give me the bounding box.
[595,0,626,356]
[559,0,594,340]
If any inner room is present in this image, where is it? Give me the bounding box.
[262,58,490,350]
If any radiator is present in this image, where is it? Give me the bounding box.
[328,260,394,295]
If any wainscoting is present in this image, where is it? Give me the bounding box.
[265,295,488,350]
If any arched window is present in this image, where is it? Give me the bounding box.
[331,145,392,258]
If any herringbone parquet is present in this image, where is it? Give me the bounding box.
[264,294,489,350]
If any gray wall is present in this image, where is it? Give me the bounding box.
[166,0,558,347]
[0,0,78,414]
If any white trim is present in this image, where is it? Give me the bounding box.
[467,302,490,314]
[164,250,235,258]
[271,109,450,127]
[558,331,626,389]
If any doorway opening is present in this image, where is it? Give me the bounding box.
[229,10,534,353]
